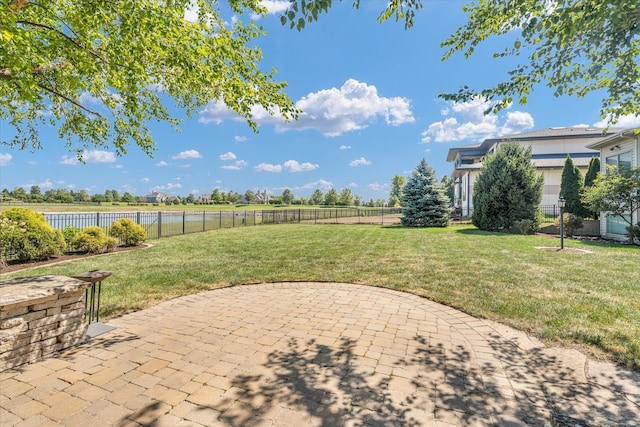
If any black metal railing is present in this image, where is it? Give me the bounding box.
[40,208,402,240]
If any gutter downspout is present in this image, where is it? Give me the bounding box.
[466,171,471,217]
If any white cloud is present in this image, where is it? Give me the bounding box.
[339,145,351,150]
[283,160,319,172]
[199,79,414,137]
[60,150,115,165]
[294,179,334,191]
[234,135,247,142]
[0,153,12,166]
[199,101,241,125]
[122,184,136,194]
[421,98,534,143]
[82,150,116,163]
[184,1,199,22]
[249,1,290,19]
[349,157,372,167]
[219,151,237,161]
[501,111,535,135]
[60,155,78,165]
[151,183,182,192]
[156,161,168,167]
[222,160,248,170]
[221,165,240,170]
[593,114,640,129]
[348,182,358,188]
[368,182,389,192]
[38,179,53,189]
[261,0,290,14]
[172,150,202,160]
[255,163,282,173]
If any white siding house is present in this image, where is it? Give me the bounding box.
[447,128,619,217]
[586,128,640,241]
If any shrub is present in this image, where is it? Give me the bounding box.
[512,219,537,235]
[71,226,118,254]
[626,222,640,245]
[0,208,65,263]
[62,226,82,251]
[554,213,584,237]
[109,218,146,246]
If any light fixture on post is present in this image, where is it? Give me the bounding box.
[558,196,566,250]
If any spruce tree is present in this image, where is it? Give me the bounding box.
[472,142,543,231]
[560,155,589,217]
[401,159,450,227]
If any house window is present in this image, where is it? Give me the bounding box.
[605,151,632,170]
[606,214,631,235]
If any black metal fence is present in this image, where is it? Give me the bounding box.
[42,208,403,240]
[454,205,566,220]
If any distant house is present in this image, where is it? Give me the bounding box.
[446,127,620,217]
[145,191,169,204]
[253,190,270,205]
[586,128,640,241]
[195,194,212,204]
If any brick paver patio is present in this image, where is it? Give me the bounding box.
[1,282,639,426]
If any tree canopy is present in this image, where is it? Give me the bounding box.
[1,0,296,156]
[582,166,640,243]
[560,155,589,218]
[284,0,640,124]
[400,158,449,227]
[472,142,543,231]
[389,174,405,208]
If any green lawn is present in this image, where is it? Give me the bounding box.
[2,223,638,370]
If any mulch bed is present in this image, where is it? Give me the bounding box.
[1,245,147,275]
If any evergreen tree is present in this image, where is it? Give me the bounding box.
[472,142,543,231]
[560,155,589,218]
[400,159,449,227]
[583,156,601,219]
[584,157,601,188]
[440,175,455,206]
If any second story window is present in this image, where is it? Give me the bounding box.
[606,150,632,171]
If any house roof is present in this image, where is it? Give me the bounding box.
[585,128,640,150]
[447,127,622,163]
[532,157,594,168]
[488,127,621,141]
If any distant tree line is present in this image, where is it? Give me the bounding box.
[0,185,392,208]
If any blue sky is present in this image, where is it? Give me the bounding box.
[1,1,639,202]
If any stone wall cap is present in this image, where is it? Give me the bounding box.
[0,275,91,309]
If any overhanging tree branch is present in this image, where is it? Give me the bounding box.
[36,82,103,117]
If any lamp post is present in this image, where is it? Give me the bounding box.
[558,196,566,250]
